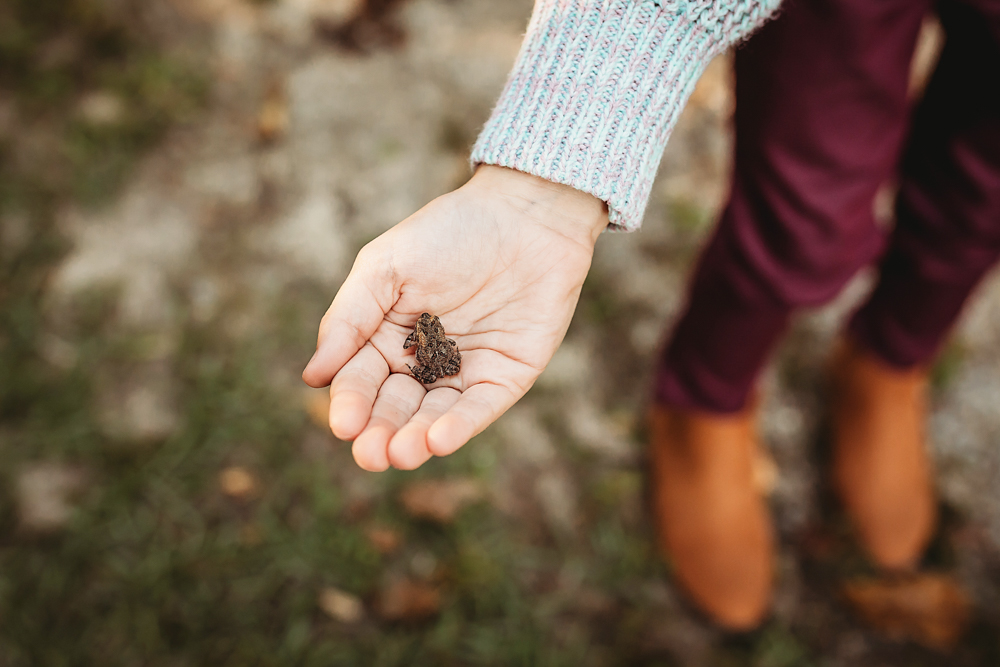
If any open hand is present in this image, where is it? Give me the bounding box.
[302,166,607,471]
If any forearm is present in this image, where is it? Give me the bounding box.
[471,0,782,232]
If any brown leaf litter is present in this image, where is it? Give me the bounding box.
[842,572,972,650]
[365,525,403,554]
[219,466,259,499]
[398,477,484,523]
[376,577,441,621]
[314,0,411,53]
[256,80,288,144]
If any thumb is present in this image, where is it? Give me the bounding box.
[302,247,394,387]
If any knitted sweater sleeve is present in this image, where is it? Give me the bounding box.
[470,0,782,232]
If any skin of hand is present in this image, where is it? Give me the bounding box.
[301,165,608,471]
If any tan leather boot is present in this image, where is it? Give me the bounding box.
[647,405,774,630]
[829,339,937,570]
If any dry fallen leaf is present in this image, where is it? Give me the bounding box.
[307,0,365,24]
[240,524,263,546]
[313,0,411,53]
[304,389,331,429]
[319,587,364,623]
[842,572,971,649]
[687,54,733,115]
[366,525,402,554]
[257,82,288,143]
[219,466,258,499]
[398,477,484,523]
[377,577,441,621]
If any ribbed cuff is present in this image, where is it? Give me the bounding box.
[471,0,779,232]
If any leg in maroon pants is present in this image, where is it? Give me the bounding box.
[830,0,1000,570]
[647,0,1000,628]
[654,0,931,412]
[649,0,947,626]
[849,0,1000,367]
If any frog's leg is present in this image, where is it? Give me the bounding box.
[403,331,417,349]
[407,364,437,384]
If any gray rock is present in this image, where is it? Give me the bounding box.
[535,468,580,538]
[17,463,87,532]
[96,362,180,443]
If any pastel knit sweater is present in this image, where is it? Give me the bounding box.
[471,0,782,231]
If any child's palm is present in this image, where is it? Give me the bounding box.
[302,167,605,471]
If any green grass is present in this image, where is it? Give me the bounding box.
[3,2,998,666]
[0,250,665,666]
[0,0,207,208]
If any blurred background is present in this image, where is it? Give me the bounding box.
[2,0,1000,664]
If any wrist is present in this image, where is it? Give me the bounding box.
[464,165,609,247]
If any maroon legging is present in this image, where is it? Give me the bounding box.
[654,0,1000,413]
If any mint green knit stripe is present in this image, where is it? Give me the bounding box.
[530,3,605,177]
[471,1,780,231]
[520,2,597,172]
[580,5,706,208]
[564,1,674,196]
[485,0,569,161]
[589,2,683,197]
[519,0,583,166]
[576,2,652,187]
[473,1,704,230]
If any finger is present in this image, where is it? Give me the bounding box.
[427,382,518,457]
[387,387,462,470]
[328,344,390,442]
[352,373,426,472]
[302,249,393,388]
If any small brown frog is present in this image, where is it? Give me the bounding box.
[403,312,461,384]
